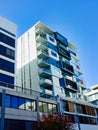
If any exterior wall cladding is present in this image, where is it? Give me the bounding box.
[0,17,98,130]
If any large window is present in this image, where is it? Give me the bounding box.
[0,32,15,47]
[76,104,95,116]
[0,58,14,73]
[0,73,14,88]
[0,45,15,59]
[5,95,36,112]
[39,101,57,113]
[79,116,96,125]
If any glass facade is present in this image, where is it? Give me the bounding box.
[0,73,14,85]
[0,58,14,73]
[0,32,15,47]
[0,45,15,59]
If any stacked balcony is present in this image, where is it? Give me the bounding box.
[58,45,71,60]
[65,78,78,92]
[60,61,74,76]
[38,67,51,77]
[39,78,53,87]
[38,58,50,67]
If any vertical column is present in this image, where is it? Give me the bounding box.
[56,95,63,114]
[0,89,6,130]
[74,101,81,130]
[36,96,40,120]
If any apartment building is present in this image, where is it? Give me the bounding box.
[0,16,17,89]
[85,84,98,105]
[16,21,86,99]
[0,17,98,130]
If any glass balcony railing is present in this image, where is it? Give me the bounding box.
[39,78,53,85]
[38,68,51,76]
[38,58,50,67]
[37,50,49,58]
[37,42,48,49]
[36,34,47,42]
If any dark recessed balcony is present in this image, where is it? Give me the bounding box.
[65,78,78,92]
[39,78,53,88]
[58,46,71,60]
[60,61,74,75]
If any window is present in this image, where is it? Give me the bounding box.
[39,102,43,112]
[51,51,57,57]
[54,32,68,46]
[18,97,25,110]
[0,58,14,73]
[43,102,48,113]
[0,32,15,47]
[25,99,32,111]
[48,103,52,113]
[49,36,54,42]
[5,95,11,107]
[0,73,14,87]
[31,100,36,111]
[11,96,18,109]
[0,45,15,59]
[62,101,69,112]
[0,93,2,106]
[68,102,74,112]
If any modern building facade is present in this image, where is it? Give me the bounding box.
[0,16,17,89]
[16,21,86,99]
[0,17,98,130]
[85,84,98,105]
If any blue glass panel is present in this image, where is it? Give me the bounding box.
[5,95,11,107]
[0,73,14,84]
[49,58,59,67]
[59,78,65,88]
[0,45,15,59]
[0,93,2,106]
[0,32,15,47]
[51,51,57,57]
[11,96,18,108]
[0,58,14,73]
[54,32,68,46]
[18,97,25,110]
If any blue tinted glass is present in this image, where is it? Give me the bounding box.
[51,51,57,57]
[54,32,68,46]
[0,58,14,73]
[0,93,2,106]
[49,58,59,67]
[0,32,15,47]
[49,36,54,42]
[0,45,15,59]
[5,95,10,107]
[0,73,14,84]
[11,96,18,108]
[18,97,25,110]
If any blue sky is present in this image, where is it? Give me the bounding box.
[0,0,98,88]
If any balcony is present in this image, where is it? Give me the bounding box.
[65,78,78,92]
[38,58,50,67]
[36,42,48,50]
[36,34,47,42]
[35,27,46,35]
[58,46,71,60]
[74,65,83,75]
[76,77,85,88]
[61,61,74,76]
[39,78,53,87]
[38,68,51,77]
[37,50,49,58]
